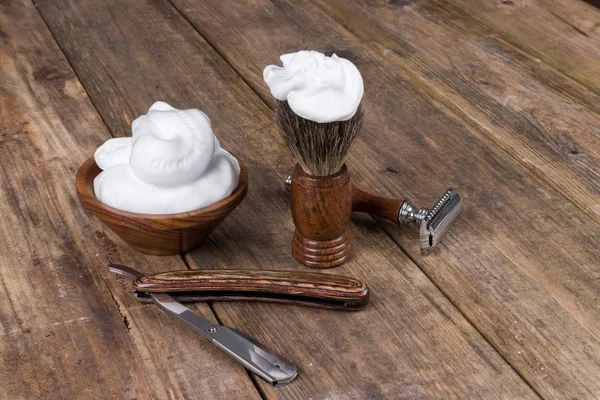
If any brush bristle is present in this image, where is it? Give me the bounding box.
[275,100,363,176]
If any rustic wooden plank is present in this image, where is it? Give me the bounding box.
[583,0,600,8]
[310,0,600,227]
[441,0,600,95]
[187,221,538,399]
[33,0,538,398]
[0,1,259,399]
[164,0,600,398]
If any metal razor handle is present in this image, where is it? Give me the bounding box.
[398,201,429,225]
[284,176,462,255]
[108,264,298,386]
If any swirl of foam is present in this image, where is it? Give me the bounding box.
[129,101,217,187]
[263,50,363,123]
[93,102,240,214]
[94,137,131,170]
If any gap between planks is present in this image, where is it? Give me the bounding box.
[163,0,545,397]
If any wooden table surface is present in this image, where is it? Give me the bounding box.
[1,0,599,398]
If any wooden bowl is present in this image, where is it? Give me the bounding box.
[75,156,248,256]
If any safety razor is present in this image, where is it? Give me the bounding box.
[284,176,462,255]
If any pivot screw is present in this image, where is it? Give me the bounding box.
[208,327,217,334]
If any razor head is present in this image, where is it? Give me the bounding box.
[419,189,462,255]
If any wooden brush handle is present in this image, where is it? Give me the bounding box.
[290,164,353,268]
[352,187,405,225]
[133,269,369,310]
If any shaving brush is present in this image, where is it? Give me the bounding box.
[265,50,365,268]
[275,101,363,267]
[267,52,463,263]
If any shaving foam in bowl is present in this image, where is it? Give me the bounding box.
[263,50,364,123]
[76,101,247,255]
[93,101,240,214]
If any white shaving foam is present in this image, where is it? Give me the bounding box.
[263,50,363,123]
[93,101,240,214]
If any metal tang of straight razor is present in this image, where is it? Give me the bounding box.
[108,264,298,386]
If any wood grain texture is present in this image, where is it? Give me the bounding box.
[0,1,259,398]
[34,0,537,398]
[76,156,248,255]
[162,0,600,397]
[311,0,600,226]
[291,164,352,268]
[133,268,369,310]
[443,0,600,95]
[352,187,405,224]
